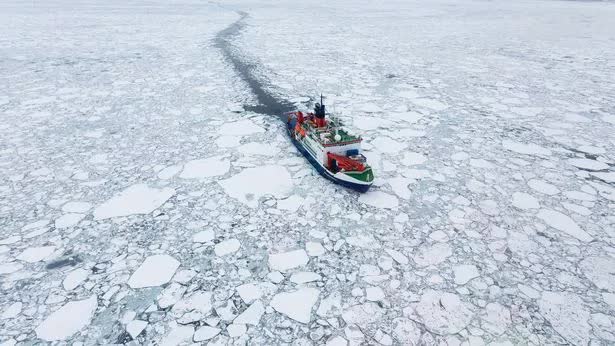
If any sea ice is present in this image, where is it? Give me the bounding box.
[481,303,511,336]
[219,165,293,208]
[218,119,264,136]
[35,296,98,341]
[126,320,147,339]
[226,323,246,337]
[385,249,409,265]
[61,202,92,213]
[0,262,23,274]
[401,152,428,166]
[579,256,615,291]
[17,246,55,263]
[305,242,326,256]
[371,137,406,153]
[214,239,240,256]
[502,140,551,156]
[567,158,609,171]
[358,191,399,209]
[366,286,385,301]
[387,177,413,199]
[193,326,221,342]
[159,325,194,346]
[179,156,230,179]
[268,249,309,271]
[2,302,22,319]
[192,230,215,243]
[341,302,384,328]
[236,283,263,303]
[270,287,320,323]
[528,179,560,195]
[55,213,85,228]
[453,264,480,285]
[539,292,591,345]
[536,209,592,242]
[326,336,349,346]
[413,243,452,267]
[63,268,89,290]
[511,192,539,209]
[290,271,321,284]
[590,171,615,183]
[414,291,474,335]
[171,291,213,321]
[128,254,180,288]
[157,165,182,180]
[238,142,279,156]
[234,300,265,325]
[93,184,175,220]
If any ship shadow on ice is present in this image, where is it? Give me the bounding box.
[214,11,295,118]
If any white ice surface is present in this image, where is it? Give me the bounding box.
[268,249,309,272]
[219,165,293,208]
[270,288,320,323]
[536,209,592,242]
[128,255,180,288]
[35,296,98,341]
[179,156,230,179]
[93,184,175,220]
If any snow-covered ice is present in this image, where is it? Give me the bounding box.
[214,238,241,256]
[93,184,175,220]
[268,249,309,272]
[179,156,230,179]
[35,296,98,341]
[270,288,320,323]
[2,0,615,344]
[536,209,592,242]
[128,255,180,288]
[219,165,293,208]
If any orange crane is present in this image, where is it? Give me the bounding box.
[327,152,365,172]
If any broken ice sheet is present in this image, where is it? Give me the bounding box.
[219,165,293,207]
[93,184,175,220]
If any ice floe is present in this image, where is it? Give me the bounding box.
[269,249,309,272]
[536,209,592,242]
[414,290,474,334]
[511,192,540,209]
[234,300,265,325]
[413,243,452,267]
[218,119,265,136]
[528,179,560,195]
[128,254,180,288]
[55,213,85,228]
[17,246,55,263]
[179,156,230,179]
[194,326,221,342]
[579,256,615,291]
[502,140,551,156]
[219,165,293,208]
[214,238,240,256]
[35,296,98,341]
[358,191,399,209]
[270,287,320,323]
[93,184,175,220]
[539,292,591,345]
[126,320,148,339]
[453,264,480,285]
[567,158,609,171]
[63,268,89,290]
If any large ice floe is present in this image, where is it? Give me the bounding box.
[1,0,615,344]
[93,184,175,220]
[219,165,293,207]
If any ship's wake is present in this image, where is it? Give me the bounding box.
[214,11,295,118]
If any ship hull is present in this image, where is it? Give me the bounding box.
[287,126,372,193]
